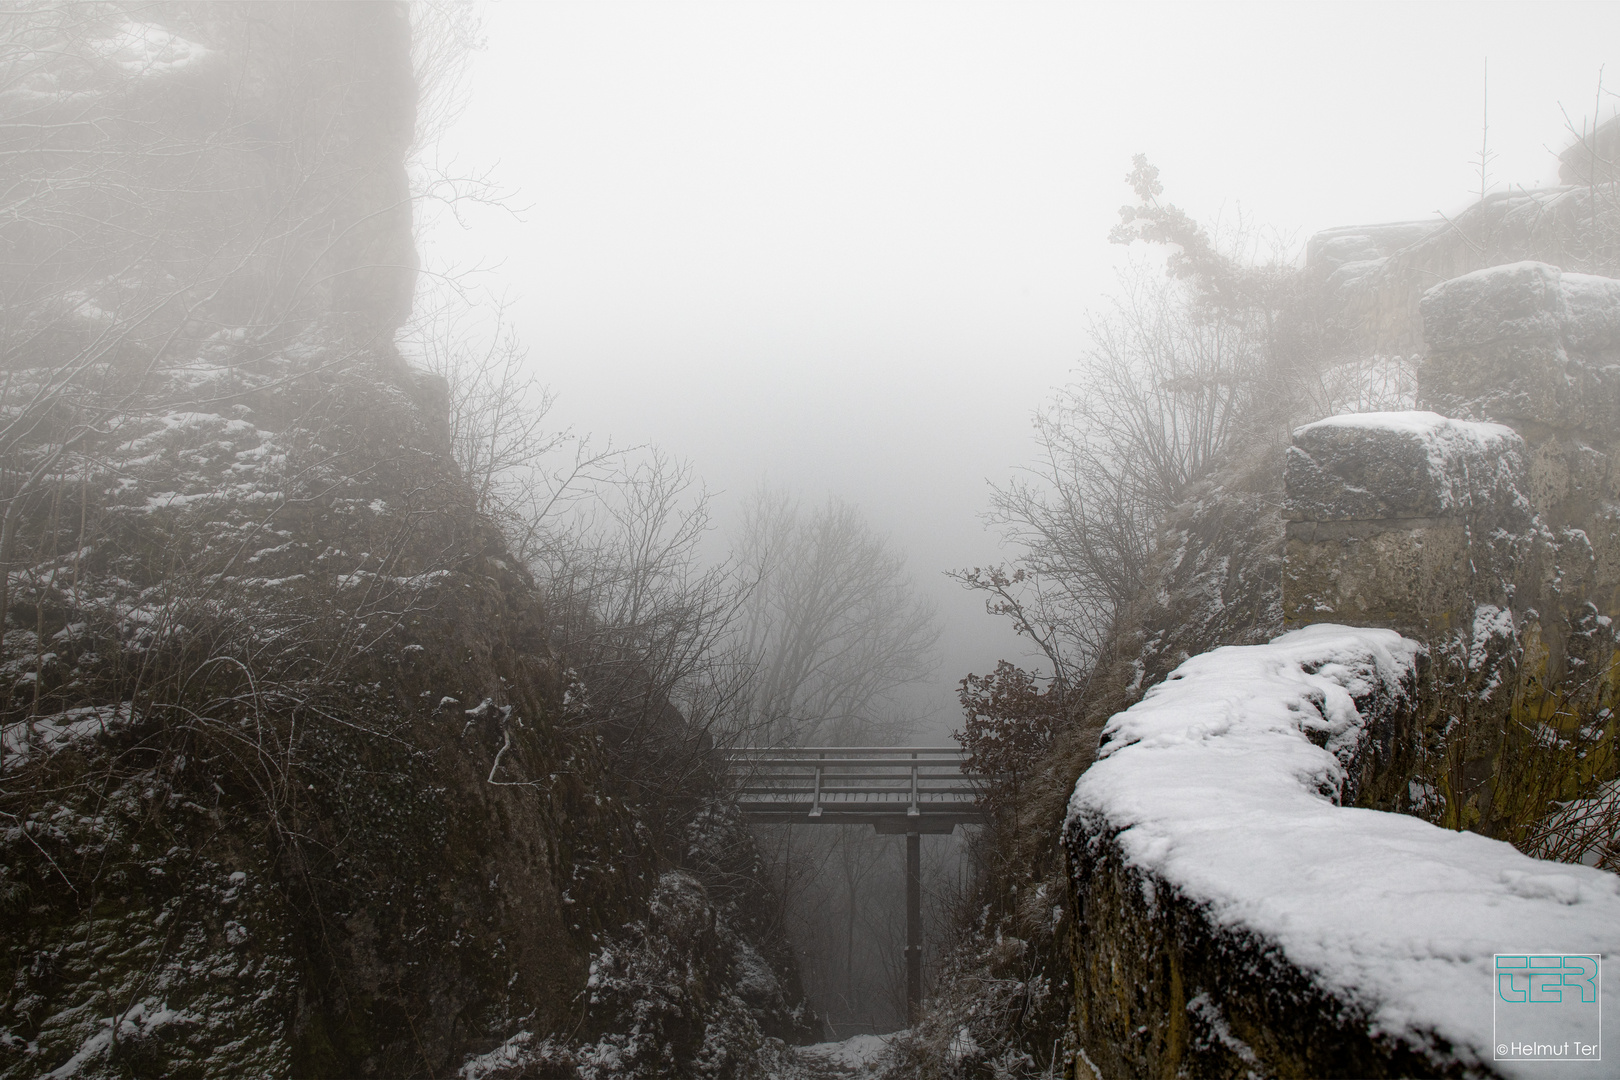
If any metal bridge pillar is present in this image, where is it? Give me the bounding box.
[905,826,921,1022]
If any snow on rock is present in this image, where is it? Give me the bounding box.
[42,1001,197,1079]
[90,21,211,78]
[1421,262,1574,352]
[2,703,133,771]
[1286,411,1524,523]
[1305,220,1440,281]
[457,1031,575,1080]
[1420,261,1620,433]
[1066,624,1620,1078]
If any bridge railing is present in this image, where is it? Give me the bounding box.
[723,746,989,831]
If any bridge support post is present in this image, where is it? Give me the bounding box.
[905,827,921,1023]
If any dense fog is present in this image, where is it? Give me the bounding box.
[420,2,1620,734]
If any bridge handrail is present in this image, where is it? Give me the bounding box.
[731,758,967,769]
[723,748,996,781]
[725,748,965,757]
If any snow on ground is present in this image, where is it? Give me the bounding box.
[793,1033,894,1078]
[1068,624,1620,1078]
[458,1031,895,1080]
[2,704,132,771]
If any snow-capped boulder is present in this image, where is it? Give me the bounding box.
[1283,411,1530,637]
[1420,261,1620,434]
[1286,411,1524,524]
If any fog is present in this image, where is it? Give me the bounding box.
[422,1,1620,736]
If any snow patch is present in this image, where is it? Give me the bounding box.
[800,1033,894,1070]
[45,1001,193,1078]
[3,704,133,770]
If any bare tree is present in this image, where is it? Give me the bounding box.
[409,0,485,160]
[533,452,754,746]
[398,286,635,561]
[960,257,1271,690]
[733,489,939,748]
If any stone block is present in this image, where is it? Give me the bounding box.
[1419,262,1620,432]
[1283,520,1471,635]
[1286,411,1523,522]
[1283,412,1527,636]
[1420,261,1567,351]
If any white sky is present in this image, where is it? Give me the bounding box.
[422,0,1620,735]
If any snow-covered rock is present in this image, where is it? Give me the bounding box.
[1286,411,1524,523]
[1420,261,1620,433]
[1065,624,1620,1078]
[1283,410,1531,638]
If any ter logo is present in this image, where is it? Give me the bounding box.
[1497,955,1600,1004]
[1493,953,1602,1063]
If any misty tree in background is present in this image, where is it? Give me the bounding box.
[734,488,939,748]
[413,303,953,1026]
[723,490,944,1036]
[400,2,951,1028]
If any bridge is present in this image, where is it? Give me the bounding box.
[724,746,989,1020]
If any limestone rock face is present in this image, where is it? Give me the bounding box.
[1305,220,1440,279]
[1280,261,1620,866]
[1287,260,1620,652]
[1420,262,1620,433]
[0,6,642,1078]
[1,1,420,344]
[1558,114,1620,186]
[1308,187,1620,359]
[1417,263,1620,644]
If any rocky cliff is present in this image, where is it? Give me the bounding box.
[0,6,801,1077]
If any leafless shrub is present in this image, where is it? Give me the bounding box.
[962,255,1276,692]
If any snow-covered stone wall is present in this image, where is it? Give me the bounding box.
[1064,626,1620,1078]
